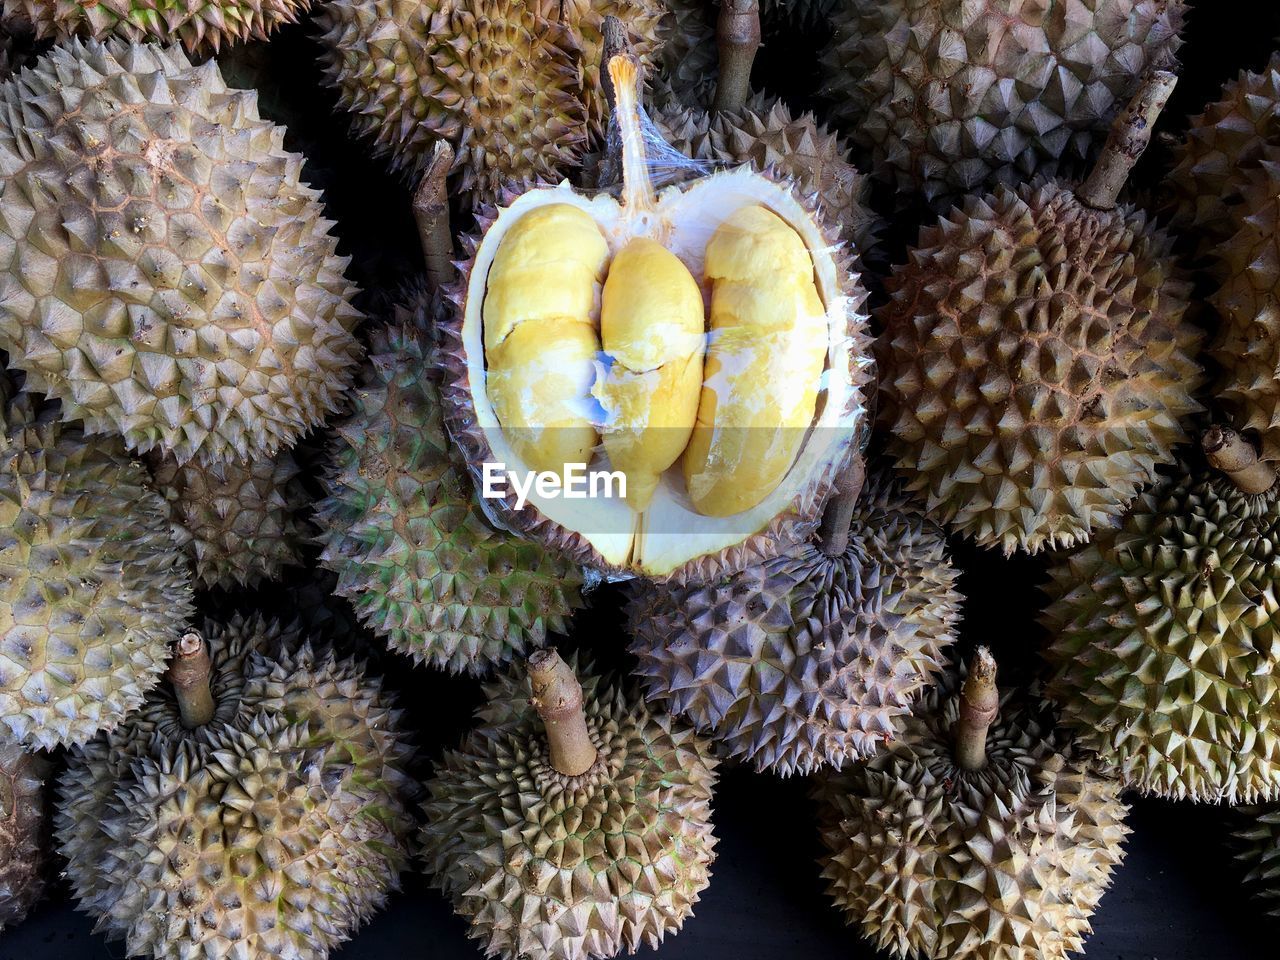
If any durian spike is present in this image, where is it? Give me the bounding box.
[608,55,657,214]
[1077,69,1178,210]
[816,454,866,557]
[1203,426,1278,494]
[712,0,761,114]
[528,649,598,776]
[953,647,998,771]
[168,631,215,729]
[412,139,456,291]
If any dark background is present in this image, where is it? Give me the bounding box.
[6,1,1280,958]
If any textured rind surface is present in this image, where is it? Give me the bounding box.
[1165,52,1280,252]
[315,0,662,208]
[627,474,960,775]
[0,386,194,750]
[315,293,584,675]
[56,614,416,960]
[1211,157,1280,463]
[422,655,718,960]
[0,743,49,929]
[149,447,305,589]
[0,39,363,464]
[652,0,716,108]
[1044,463,1280,803]
[814,679,1130,960]
[878,182,1202,555]
[1232,804,1280,916]
[438,174,873,585]
[821,0,1186,205]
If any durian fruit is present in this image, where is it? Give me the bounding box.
[315,0,664,209]
[0,15,31,78]
[422,649,718,960]
[0,378,194,750]
[1044,427,1280,803]
[628,462,962,775]
[1165,52,1280,252]
[314,290,584,675]
[2,0,310,53]
[0,39,363,465]
[1232,805,1280,915]
[0,744,50,929]
[815,649,1130,960]
[148,447,306,589]
[878,72,1203,555]
[652,0,716,108]
[57,616,416,960]
[821,0,1186,205]
[440,52,871,581]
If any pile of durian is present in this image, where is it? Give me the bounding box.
[0,0,1275,958]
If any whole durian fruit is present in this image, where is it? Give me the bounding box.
[0,744,50,929]
[422,649,718,960]
[57,616,416,960]
[148,447,306,589]
[0,39,363,465]
[1232,805,1280,915]
[815,649,1130,960]
[628,462,962,775]
[1044,427,1280,803]
[0,375,194,750]
[652,0,716,108]
[821,0,1186,205]
[878,72,1203,555]
[315,0,664,208]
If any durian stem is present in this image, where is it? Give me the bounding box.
[412,140,456,291]
[608,55,657,214]
[1076,69,1177,210]
[953,648,998,772]
[599,16,631,120]
[1203,426,1278,495]
[528,649,598,777]
[168,631,215,730]
[712,0,761,114]
[817,455,866,557]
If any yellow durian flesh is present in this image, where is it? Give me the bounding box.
[483,204,609,475]
[683,205,828,517]
[594,238,705,510]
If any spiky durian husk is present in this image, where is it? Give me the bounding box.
[651,0,716,108]
[1044,462,1280,803]
[149,448,305,589]
[878,182,1203,555]
[315,0,662,209]
[1212,158,1280,463]
[0,390,193,750]
[821,0,1186,205]
[1232,805,1280,915]
[760,0,836,30]
[422,656,718,960]
[315,299,583,675]
[0,744,49,929]
[56,614,416,960]
[0,39,362,465]
[627,474,960,775]
[0,16,31,78]
[1165,52,1280,252]
[814,682,1129,960]
[655,94,880,256]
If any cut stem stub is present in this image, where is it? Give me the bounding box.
[169,631,215,729]
[412,139,456,291]
[817,455,866,557]
[1077,69,1177,210]
[1204,426,1278,495]
[953,647,998,772]
[713,0,761,114]
[528,649,598,777]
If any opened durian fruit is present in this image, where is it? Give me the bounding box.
[815,648,1130,960]
[439,51,871,582]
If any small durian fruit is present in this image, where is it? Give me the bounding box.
[1044,427,1280,803]
[422,649,718,960]
[0,377,194,750]
[0,744,50,929]
[148,447,306,589]
[628,461,962,775]
[878,71,1203,555]
[815,649,1130,960]
[1232,805,1280,915]
[314,290,584,675]
[651,0,716,108]
[0,40,363,465]
[56,617,416,960]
